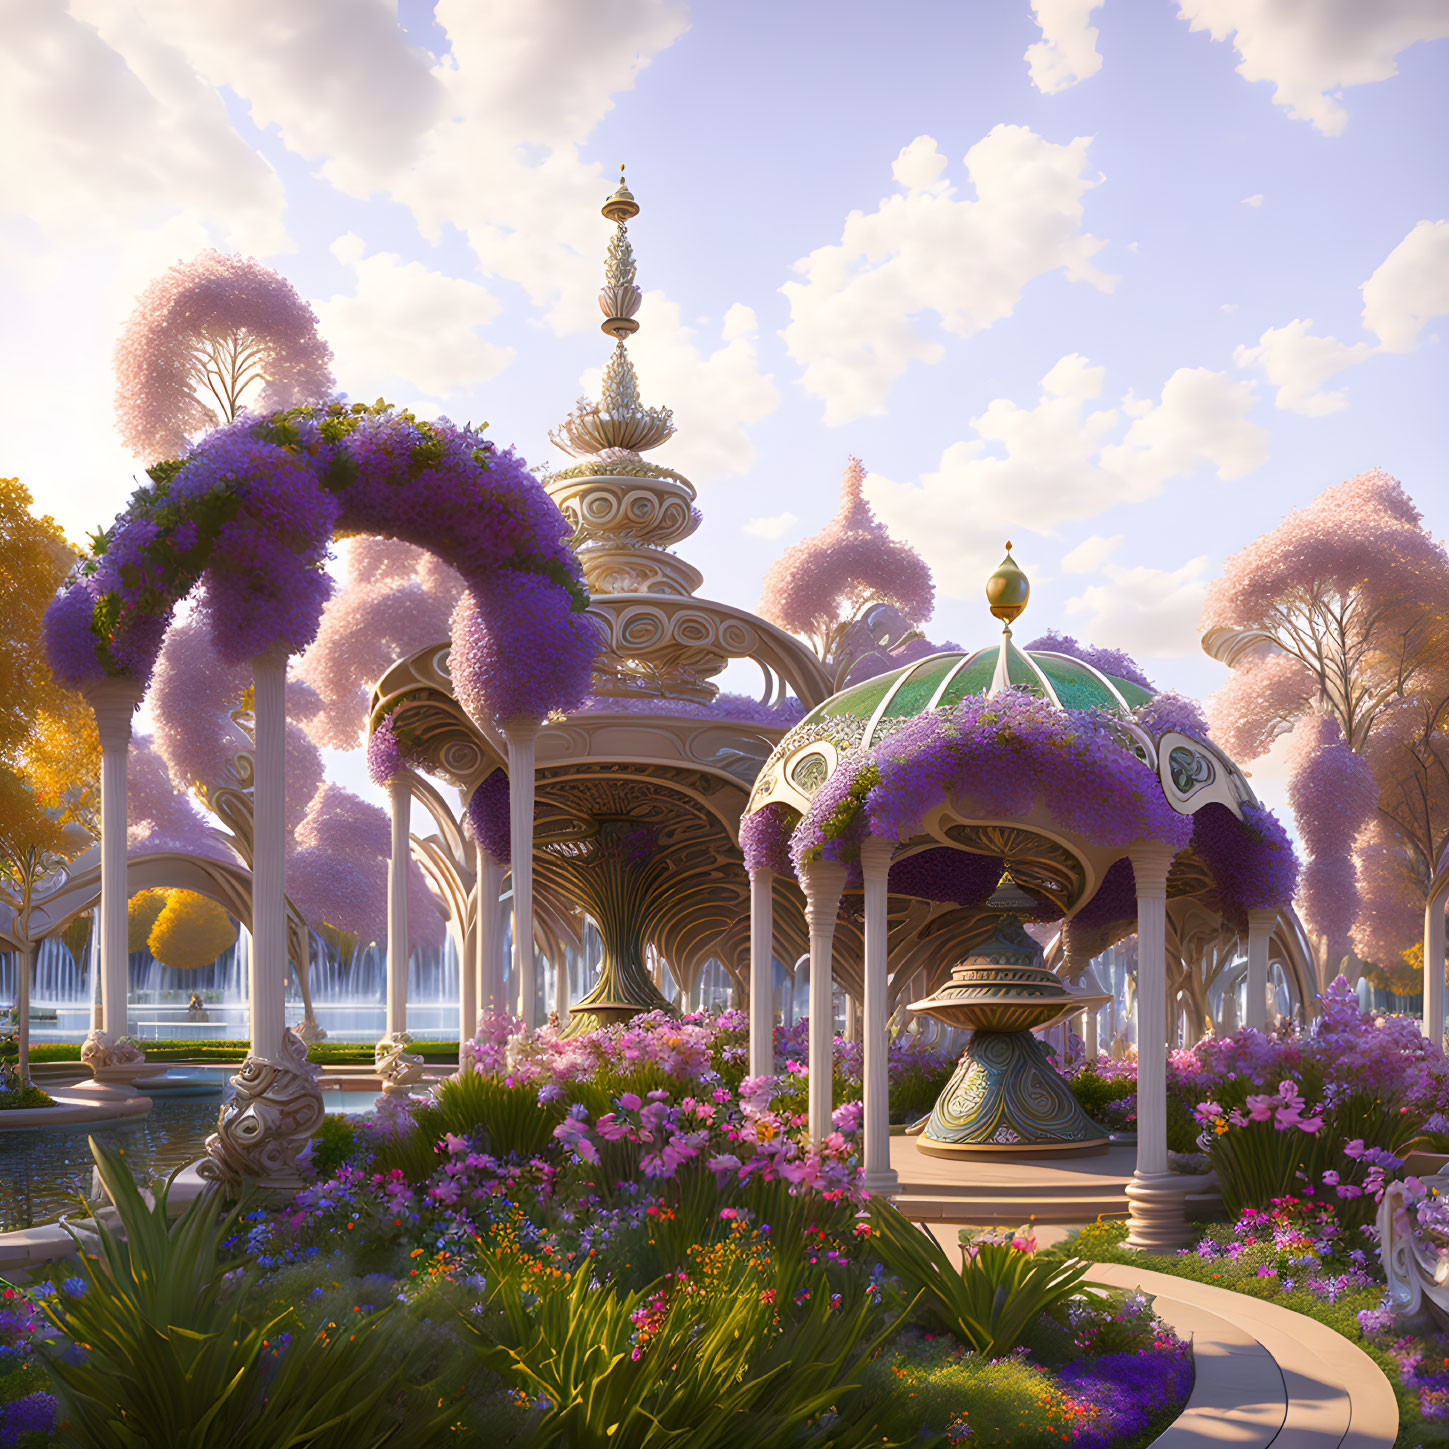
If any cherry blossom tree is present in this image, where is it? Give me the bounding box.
[1202,469,1449,982]
[293,538,463,750]
[114,251,334,463]
[1203,469,1447,752]
[1285,714,1378,972]
[760,457,935,687]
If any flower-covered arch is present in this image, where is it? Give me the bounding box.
[43,402,599,1186]
[44,401,597,718]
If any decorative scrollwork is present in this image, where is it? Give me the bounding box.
[199,1030,325,1191]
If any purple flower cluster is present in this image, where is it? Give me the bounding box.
[1056,1344,1193,1448]
[790,690,1193,873]
[364,713,407,786]
[466,769,511,863]
[740,801,801,875]
[1190,801,1300,920]
[1134,689,1210,740]
[44,402,599,729]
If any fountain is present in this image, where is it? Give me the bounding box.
[908,880,1110,1157]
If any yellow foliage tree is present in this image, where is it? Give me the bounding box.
[128,890,168,954]
[0,479,100,1084]
[147,890,237,970]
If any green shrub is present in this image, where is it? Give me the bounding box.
[25,1040,463,1065]
[462,1237,919,1448]
[0,1085,55,1110]
[34,1141,459,1449]
[890,1063,954,1124]
[309,1114,358,1177]
[412,1072,566,1159]
[867,1203,1103,1358]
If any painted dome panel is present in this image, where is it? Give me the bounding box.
[1032,653,1120,711]
[934,650,1000,715]
[878,654,963,722]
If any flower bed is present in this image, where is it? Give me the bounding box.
[1057,982,1449,1447]
[0,1008,1195,1447]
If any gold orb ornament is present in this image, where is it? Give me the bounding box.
[602,164,639,222]
[986,542,1029,624]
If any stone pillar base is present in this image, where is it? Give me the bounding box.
[374,1031,426,1095]
[864,1169,901,1199]
[81,1029,147,1085]
[199,1031,325,1194]
[1123,1172,1195,1253]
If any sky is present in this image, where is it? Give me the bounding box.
[2,0,1446,820]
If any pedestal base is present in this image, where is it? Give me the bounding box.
[199,1031,325,1194]
[1123,1172,1194,1252]
[919,1029,1107,1154]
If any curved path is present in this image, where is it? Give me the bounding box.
[918,1220,1399,1447]
[1092,1264,1400,1449]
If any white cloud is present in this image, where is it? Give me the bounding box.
[76,0,441,187]
[1065,556,1212,657]
[1242,193,1264,207]
[1220,302,1240,313]
[0,0,287,252]
[744,512,798,540]
[329,0,692,332]
[314,234,513,400]
[1231,219,1448,414]
[1233,318,1374,415]
[1061,533,1123,572]
[780,126,1115,424]
[1178,0,1449,136]
[864,355,1267,596]
[1361,219,1449,352]
[1025,0,1104,94]
[579,299,780,482]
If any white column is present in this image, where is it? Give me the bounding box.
[503,721,539,1027]
[477,851,505,1012]
[1244,907,1275,1033]
[555,945,570,1025]
[1125,842,1186,1252]
[1426,873,1449,1048]
[800,858,847,1146]
[1084,1004,1098,1061]
[459,911,477,1065]
[385,773,410,1040]
[250,649,288,1061]
[844,993,858,1042]
[748,866,775,1078]
[859,836,897,1194]
[85,675,143,1052]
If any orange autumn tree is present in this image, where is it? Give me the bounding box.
[0,479,100,1085]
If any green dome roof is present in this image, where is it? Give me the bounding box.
[799,644,1152,746]
[746,643,1156,819]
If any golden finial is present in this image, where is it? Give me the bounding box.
[602,163,639,222]
[986,543,1029,625]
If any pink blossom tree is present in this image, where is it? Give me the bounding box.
[1284,714,1378,971]
[114,250,334,463]
[1202,469,1447,752]
[760,457,935,687]
[1202,469,1449,982]
[293,537,463,750]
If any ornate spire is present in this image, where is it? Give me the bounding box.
[988,542,1030,696]
[548,167,678,472]
[543,169,703,603]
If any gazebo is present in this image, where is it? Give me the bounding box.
[738,549,1302,1249]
